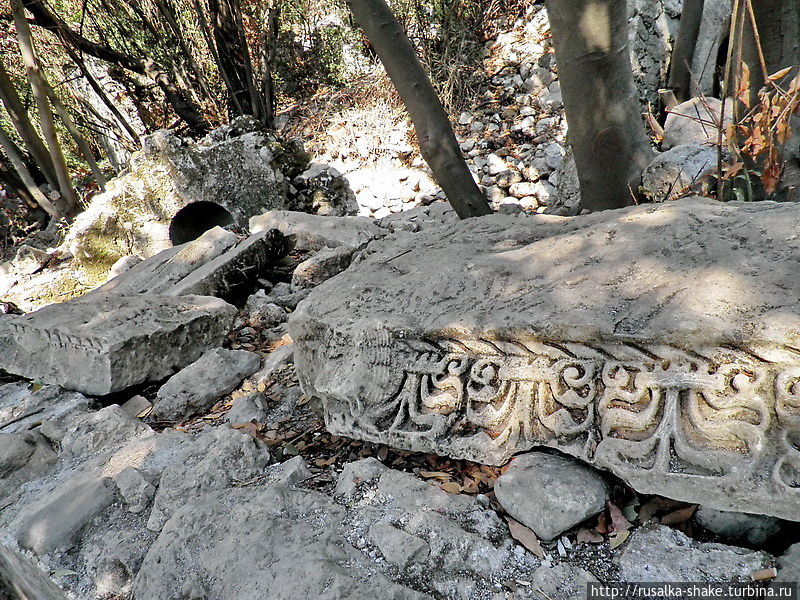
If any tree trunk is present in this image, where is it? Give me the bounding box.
[545,0,654,211]
[260,1,279,128]
[0,56,58,189]
[343,0,492,219]
[668,0,705,102]
[209,0,259,117]
[22,0,207,132]
[0,127,63,218]
[11,0,77,216]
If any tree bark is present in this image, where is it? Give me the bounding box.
[11,0,77,216]
[0,56,58,189]
[343,0,492,219]
[0,127,63,218]
[22,0,207,131]
[668,0,705,102]
[208,0,261,118]
[545,0,654,211]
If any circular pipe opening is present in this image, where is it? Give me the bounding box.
[168,201,235,245]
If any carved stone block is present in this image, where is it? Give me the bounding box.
[290,198,800,520]
[0,293,236,395]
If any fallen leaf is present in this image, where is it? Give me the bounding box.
[419,470,451,479]
[608,501,632,534]
[609,529,630,549]
[659,505,697,526]
[576,528,604,544]
[439,481,462,494]
[505,516,545,558]
[377,446,389,461]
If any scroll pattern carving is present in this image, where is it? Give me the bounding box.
[342,336,798,491]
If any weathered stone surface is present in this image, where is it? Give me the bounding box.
[113,466,156,514]
[227,392,268,424]
[146,428,271,531]
[0,545,69,599]
[774,543,800,583]
[17,476,117,556]
[152,348,262,421]
[695,506,782,547]
[618,524,773,582]
[641,144,716,202]
[516,564,599,600]
[494,452,608,541]
[663,98,728,149]
[250,210,385,251]
[94,226,238,295]
[291,245,354,290]
[62,118,296,269]
[0,383,91,433]
[291,199,800,520]
[0,293,236,395]
[0,244,49,275]
[166,229,292,298]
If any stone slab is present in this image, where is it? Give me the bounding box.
[290,198,800,521]
[249,210,385,251]
[0,293,236,395]
[93,226,238,296]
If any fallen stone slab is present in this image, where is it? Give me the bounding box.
[249,210,385,251]
[618,523,772,582]
[93,226,292,299]
[290,198,800,521]
[165,228,292,298]
[0,545,69,600]
[0,293,236,395]
[17,475,118,556]
[152,348,262,421]
[93,226,238,295]
[291,245,354,290]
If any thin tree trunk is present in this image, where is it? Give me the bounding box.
[22,0,207,132]
[544,0,654,211]
[11,0,77,216]
[0,127,63,218]
[343,0,492,219]
[65,46,141,144]
[260,2,279,128]
[668,0,705,102]
[42,79,107,190]
[192,0,244,116]
[208,0,255,116]
[0,56,58,188]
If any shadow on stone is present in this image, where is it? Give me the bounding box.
[168,202,235,246]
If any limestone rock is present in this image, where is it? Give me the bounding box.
[113,466,157,514]
[227,392,268,424]
[774,543,800,583]
[290,198,800,520]
[242,295,287,328]
[0,244,49,276]
[17,476,118,556]
[94,226,239,295]
[641,144,716,201]
[291,245,354,290]
[369,521,430,569]
[663,98,729,149]
[146,428,271,531]
[152,348,262,421]
[516,564,599,600]
[62,118,298,270]
[0,383,91,433]
[618,523,773,582]
[250,210,385,251]
[0,433,36,477]
[134,483,431,600]
[494,452,608,541]
[0,293,236,396]
[166,229,292,298]
[0,545,69,599]
[695,506,782,547]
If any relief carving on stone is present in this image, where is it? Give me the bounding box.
[334,335,799,495]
